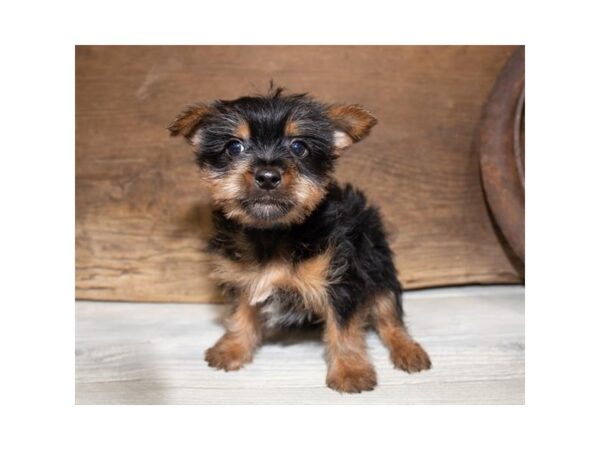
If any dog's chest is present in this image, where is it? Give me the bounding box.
[209,247,332,315]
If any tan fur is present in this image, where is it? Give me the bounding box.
[284,119,299,137]
[235,121,251,140]
[204,159,327,228]
[333,130,353,151]
[327,104,377,154]
[206,161,252,224]
[204,296,262,371]
[324,307,377,393]
[280,175,327,226]
[372,292,432,373]
[168,103,213,143]
[280,167,295,189]
[210,249,332,315]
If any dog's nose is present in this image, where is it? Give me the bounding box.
[254,168,282,190]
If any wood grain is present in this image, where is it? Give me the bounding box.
[76,45,523,302]
[75,286,525,405]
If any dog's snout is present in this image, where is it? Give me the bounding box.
[254,168,282,190]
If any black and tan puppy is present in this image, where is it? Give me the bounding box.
[169,87,431,393]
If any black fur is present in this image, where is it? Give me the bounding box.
[174,87,403,327]
[208,180,403,327]
[195,90,335,182]
[170,87,434,392]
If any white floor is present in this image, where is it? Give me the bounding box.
[75,286,524,404]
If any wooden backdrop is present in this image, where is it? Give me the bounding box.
[76,45,523,303]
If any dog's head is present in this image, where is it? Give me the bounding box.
[169,87,376,228]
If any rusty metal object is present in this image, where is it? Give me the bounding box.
[478,47,525,263]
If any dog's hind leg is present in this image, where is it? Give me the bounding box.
[371,291,432,373]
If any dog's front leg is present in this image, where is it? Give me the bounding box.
[324,304,377,393]
[205,295,262,371]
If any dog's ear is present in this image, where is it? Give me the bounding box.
[168,103,213,145]
[327,104,377,154]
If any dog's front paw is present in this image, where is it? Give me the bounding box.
[326,362,377,394]
[205,338,254,371]
[391,341,432,373]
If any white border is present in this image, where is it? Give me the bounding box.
[3,0,600,448]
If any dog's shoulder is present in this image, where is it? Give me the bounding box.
[318,181,385,235]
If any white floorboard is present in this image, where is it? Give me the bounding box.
[75,286,524,404]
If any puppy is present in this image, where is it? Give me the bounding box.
[169,86,431,393]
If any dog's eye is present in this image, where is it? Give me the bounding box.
[290,140,308,158]
[225,140,244,157]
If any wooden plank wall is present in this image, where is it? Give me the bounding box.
[76,45,523,303]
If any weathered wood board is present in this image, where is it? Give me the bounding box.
[76,45,523,302]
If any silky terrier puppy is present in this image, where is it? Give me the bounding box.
[169,86,431,393]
